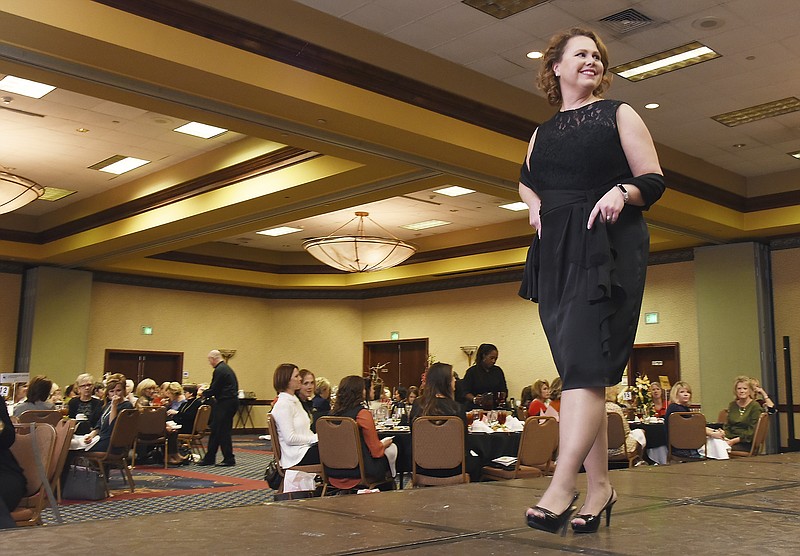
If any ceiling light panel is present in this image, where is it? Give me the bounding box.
[610,42,720,82]
[499,202,528,211]
[89,155,150,175]
[39,187,77,201]
[0,75,56,98]
[401,220,451,231]
[712,97,800,127]
[434,186,475,197]
[256,226,303,236]
[789,150,800,160]
[174,122,228,138]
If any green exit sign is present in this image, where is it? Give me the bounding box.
[141,325,153,335]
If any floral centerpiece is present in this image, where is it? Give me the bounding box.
[619,375,653,417]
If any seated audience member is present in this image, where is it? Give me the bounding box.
[270,363,319,492]
[605,386,645,462]
[13,375,55,417]
[650,382,668,418]
[85,374,134,452]
[169,384,203,430]
[724,376,763,453]
[544,378,562,420]
[326,375,397,492]
[49,383,63,406]
[13,382,28,405]
[526,380,550,417]
[749,378,777,415]
[407,388,418,407]
[163,382,185,412]
[93,382,106,400]
[125,380,138,406]
[313,378,332,412]
[135,378,158,408]
[64,384,76,401]
[68,373,104,434]
[665,381,726,459]
[1,400,26,529]
[409,362,479,481]
[297,369,316,419]
[392,386,409,409]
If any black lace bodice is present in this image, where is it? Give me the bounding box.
[523,99,632,194]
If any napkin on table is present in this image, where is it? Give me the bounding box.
[504,416,524,432]
[470,420,494,433]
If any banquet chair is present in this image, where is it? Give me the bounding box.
[133,406,169,469]
[17,409,63,427]
[316,416,393,496]
[607,412,639,469]
[85,409,139,495]
[668,412,707,463]
[51,419,78,503]
[267,414,322,494]
[411,416,469,487]
[482,416,558,480]
[717,409,729,424]
[731,412,769,457]
[9,422,60,526]
[178,403,211,460]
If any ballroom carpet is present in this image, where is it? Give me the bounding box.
[40,435,275,525]
[16,452,800,555]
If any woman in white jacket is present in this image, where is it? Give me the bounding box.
[270,363,319,491]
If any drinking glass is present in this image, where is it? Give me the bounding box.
[466,411,474,427]
[498,410,507,426]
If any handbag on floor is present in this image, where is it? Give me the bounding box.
[264,459,282,490]
[62,464,107,500]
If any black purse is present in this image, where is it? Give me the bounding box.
[264,459,282,490]
[63,464,107,500]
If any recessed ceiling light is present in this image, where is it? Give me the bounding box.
[732,143,746,148]
[499,202,528,211]
[644,103,660,110]
[434,186,475,197]
[76,128,90,133]
[712,97,800,127]
[39,187,77,202]
[89,155,150,175]
[256,226,303,237]
[401,220,451,231]
[789,150,800,160]
[526,51,543,59]
[611,42,720,82]
[173,122,227,139]
[0,75,56,98]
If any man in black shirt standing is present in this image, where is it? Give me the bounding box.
[198,350,239,467]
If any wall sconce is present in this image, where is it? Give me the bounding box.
[460,345,478,366]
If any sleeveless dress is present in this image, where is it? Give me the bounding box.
[519,100,651,390]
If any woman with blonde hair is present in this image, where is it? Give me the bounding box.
[527,380,551,417]
[85,374,134,452]
[724,376,762,452]
[135,378,158,408]
[68,373,103,434]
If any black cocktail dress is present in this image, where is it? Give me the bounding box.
[519,100,664,390]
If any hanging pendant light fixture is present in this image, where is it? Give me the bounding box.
[302,211,417,272]
[0,171,45,215]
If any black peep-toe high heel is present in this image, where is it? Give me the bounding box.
[571,489,617,534]
[525,492,580,537]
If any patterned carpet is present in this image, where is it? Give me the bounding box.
[41,435,276,525]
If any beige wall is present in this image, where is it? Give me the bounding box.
[0,272,21,372]
[1,249,785,426]
[769,248,800,438]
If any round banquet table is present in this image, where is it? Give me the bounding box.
[378,429,520,486]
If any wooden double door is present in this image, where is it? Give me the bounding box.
[105,349,184,386]
[627,342,680,391]
[363,339,428,393]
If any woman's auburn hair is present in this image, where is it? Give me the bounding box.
[330,375,366,415]
[537,27,612,106]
